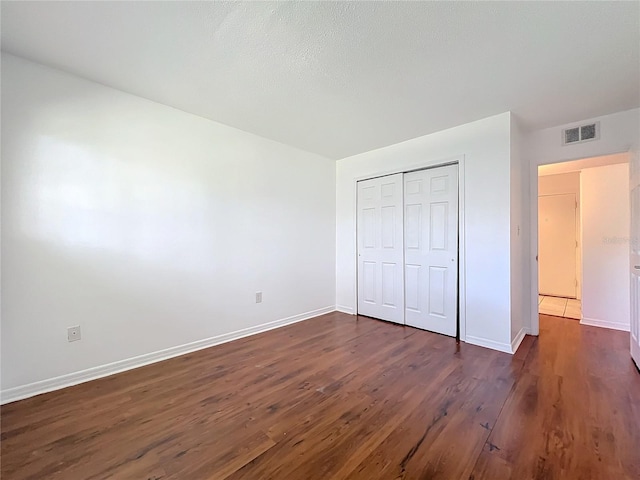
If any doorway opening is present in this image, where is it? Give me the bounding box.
[536,153,631,330]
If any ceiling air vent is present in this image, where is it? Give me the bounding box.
[562,122,599,146]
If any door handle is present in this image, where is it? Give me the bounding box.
[635,266,640,269]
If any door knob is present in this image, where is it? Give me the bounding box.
[635,265,640,269]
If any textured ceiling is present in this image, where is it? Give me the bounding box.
[2,1,639,159]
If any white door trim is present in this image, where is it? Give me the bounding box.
[629,145,640,367]
[353,155,466,341]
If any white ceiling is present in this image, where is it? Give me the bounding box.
[2,1,639,159]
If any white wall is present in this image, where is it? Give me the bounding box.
[1,54,336,401]
[580,163,630,330]
[510,116,530,347]
[538,172,581,299]
[337,112,517,352]
[527,108,640,165]
[539,172,580,195]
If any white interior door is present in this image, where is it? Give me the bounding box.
[357,174,404,324]
[538,194,577,298]
[404,165,458,337]
[630,150,640,368]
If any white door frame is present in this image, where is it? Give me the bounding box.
[528,149,630,336]
[353,155,467,341]
[630,145,640,367]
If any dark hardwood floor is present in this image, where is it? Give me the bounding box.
[1,312,639,479]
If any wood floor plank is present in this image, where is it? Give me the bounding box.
[2,313,639,479]
[469,315,640,480]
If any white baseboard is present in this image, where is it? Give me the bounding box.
[580,317,630,332]
[510,327,527,354]
[1,306,336,405]
[465,335,513,354]
[336,304,355,315]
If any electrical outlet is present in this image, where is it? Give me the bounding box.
[256,292,262,304]
[67,326,81,342]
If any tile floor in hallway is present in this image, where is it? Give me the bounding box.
[538,295,581,319]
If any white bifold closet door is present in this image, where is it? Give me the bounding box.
[404,165,459,337]
[357,165,459,336]
[357,174,405,324]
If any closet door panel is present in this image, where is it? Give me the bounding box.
[357,174,404,324]
[404,165,458,336]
